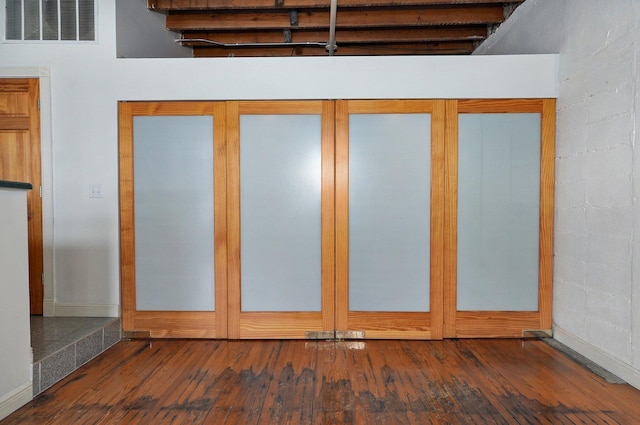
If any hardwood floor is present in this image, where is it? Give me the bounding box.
[3,338,640,424]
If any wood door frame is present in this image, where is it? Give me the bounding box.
[119,101,228,338]
[335,99,446,340]
[443,98,556,338]
[226,100,336,339]
[0,78,43,315]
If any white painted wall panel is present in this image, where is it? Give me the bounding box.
[0,189,32,419]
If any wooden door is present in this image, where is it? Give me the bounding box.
[226,101,335,338]
[0,78,43,315]
[443,99,555,337]
[119,102,228,338]
[334,100,445,339]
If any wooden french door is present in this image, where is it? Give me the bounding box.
[119,99,554,339]
[119,102,228,338]
[0,78,43,315]
[226,100,336,339]
[334,100,444,339]
[444,99,555,337]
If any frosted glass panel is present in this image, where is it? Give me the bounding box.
[134,116,215,311]
[349,114,431,312]
[240,115,322,312]
[457,113,540,311]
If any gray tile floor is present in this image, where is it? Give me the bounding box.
[30,316,121,395]
[30,317,118,361]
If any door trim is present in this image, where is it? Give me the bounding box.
[0,77,44,314]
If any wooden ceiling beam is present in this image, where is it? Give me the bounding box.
[182,26,487,45]
[151,0,523,12]
[192,41,476,57]
[167,6,505,31]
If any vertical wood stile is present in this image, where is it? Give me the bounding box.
[322,100,336,332]
[443,99,458,338]
[539,98,556,330]
[430,100,446,340]
[334,100,350,331]
[118,101,136,332]
[212,102,228,338]
[27,79,43,315]
[226,101,241,339]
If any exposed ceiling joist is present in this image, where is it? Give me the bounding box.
[149,0,525,11]
[148,0,526,57]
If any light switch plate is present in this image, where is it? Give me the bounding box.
[89,184,103,198]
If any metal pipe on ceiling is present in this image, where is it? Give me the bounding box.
[326,0,338,55]
[176,39,327,48]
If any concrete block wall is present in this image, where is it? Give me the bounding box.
[475,0,640,387]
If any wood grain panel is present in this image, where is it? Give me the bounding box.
[0,93,29,116]
[455,311,542,338]
[347,312,432,339]
[0,132,29,181]
[236,100,325,114]
[239,312,325,339]
[134,311,219,338]
[457,98,544,113]
[0,116,30,130]
[346,99,438,114]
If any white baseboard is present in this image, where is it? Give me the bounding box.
[554,326,640,390]
[43,298,55,316]
[0,382,32,421]
[53,303,120,318]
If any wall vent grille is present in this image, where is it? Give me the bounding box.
[5,0,95,42]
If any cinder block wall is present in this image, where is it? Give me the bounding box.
[476,0,640,387]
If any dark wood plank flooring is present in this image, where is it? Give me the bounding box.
[3,338,640,424]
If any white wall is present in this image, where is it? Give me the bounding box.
[476,0,640,389]
[0,1,557,318]
[0,188,32,419]
[115,0,190,58]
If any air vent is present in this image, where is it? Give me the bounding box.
[5,0,95,42]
